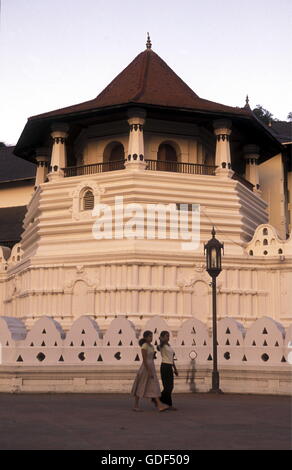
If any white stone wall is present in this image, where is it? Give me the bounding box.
[0,315,290,368]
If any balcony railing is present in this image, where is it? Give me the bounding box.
[63,160,125,177]
[63,159,217,177]
[232,172,254,191]
[145,160,216,175]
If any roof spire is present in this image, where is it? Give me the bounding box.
[146,32,152,49]
[244,94,250,109]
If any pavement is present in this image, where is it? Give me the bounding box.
[0,393,291,450]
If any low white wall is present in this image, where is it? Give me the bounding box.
[0,364,290,395]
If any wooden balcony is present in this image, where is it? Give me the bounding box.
[63,160,217,177]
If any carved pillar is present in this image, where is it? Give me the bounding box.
[125,108,146,170]
[48,123,69,181]
[243,145,261,192]
[213,119,233,176]
[35,148,50,187]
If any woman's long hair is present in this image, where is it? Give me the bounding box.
[157,330,169,352]
[138,330,152,347]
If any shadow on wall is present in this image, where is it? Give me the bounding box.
[186,358,197,393]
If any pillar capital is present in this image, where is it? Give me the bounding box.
[127,107,146,119]
[35,148,50,187]
[213,119,232,134]
[243,144,260,160]
[126,109,146,170]
[244,145,261,192]
[213,120,232,175]
[35,147,50,165]
[48,124,69,180]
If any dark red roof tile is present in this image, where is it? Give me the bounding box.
[30,49,250,120]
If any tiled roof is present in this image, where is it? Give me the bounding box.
[0,206,27,246]
[30,49,250,120]
[268,121,292,144]
[0,147,36,183]
[0,146,36,182]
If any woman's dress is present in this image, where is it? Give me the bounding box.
[131,343,161,398]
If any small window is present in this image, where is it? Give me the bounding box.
[263,239,268,245]
[263,228,268,236]
[278,249,283,254]
[83,190,94,211]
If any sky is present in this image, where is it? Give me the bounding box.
[0,0,291,145]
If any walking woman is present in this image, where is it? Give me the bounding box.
[131,330,169,412]
[157,330,178,410]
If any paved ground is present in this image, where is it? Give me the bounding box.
[0,393,290,450]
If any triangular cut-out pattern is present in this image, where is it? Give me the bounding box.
[181,341,185,346]
[81,330,86,334]
[97,354,103,362]
[54,342,58,347]
[16,355,23,362]
[134,354,140,361]
[107,341,110,346]
[226,328,231,334]
[42,329,46,334]
[6,341,9,346]
[281,356,286,363]
[192,327,196,334]
[118,329,122,334]
[114,352,121,360]
[242,355,247,361]
[275,341,279,347]
[262,328,268,334]
[207,354,212,361]
[192,339,196,346]
[93,342,97,346]
[81,340,85,347]
[236,340,240,346]
[41,341,46,347]
[118,340,122,346]
[59,355,64,362]
[203,340,207,346]
[154,328,157,334]
[130,341,133,346]
[225,339,230,346]
[252,340,256,346]
[263,340,268,346]
[70,342,74,347]
[30,342,34,347]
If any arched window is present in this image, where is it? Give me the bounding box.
[82,189,94,211]
[157,143,178,172]
[157,143,178,171]
[103,142,125,171]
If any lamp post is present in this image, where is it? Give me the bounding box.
[204,227,224,393]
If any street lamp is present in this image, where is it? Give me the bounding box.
[204,227,224,393]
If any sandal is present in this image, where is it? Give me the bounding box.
[159,406,169,412]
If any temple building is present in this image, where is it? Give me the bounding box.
[0,36,291,334]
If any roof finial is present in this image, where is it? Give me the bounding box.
[146,32,152,49]
[244,94,250,109]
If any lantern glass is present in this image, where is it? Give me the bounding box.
[211,247,217,269]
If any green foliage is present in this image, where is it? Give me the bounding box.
[252,105,276,125]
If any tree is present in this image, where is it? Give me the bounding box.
[252,105,276,125]
[287,112,292,121]
[0,142,6,148]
